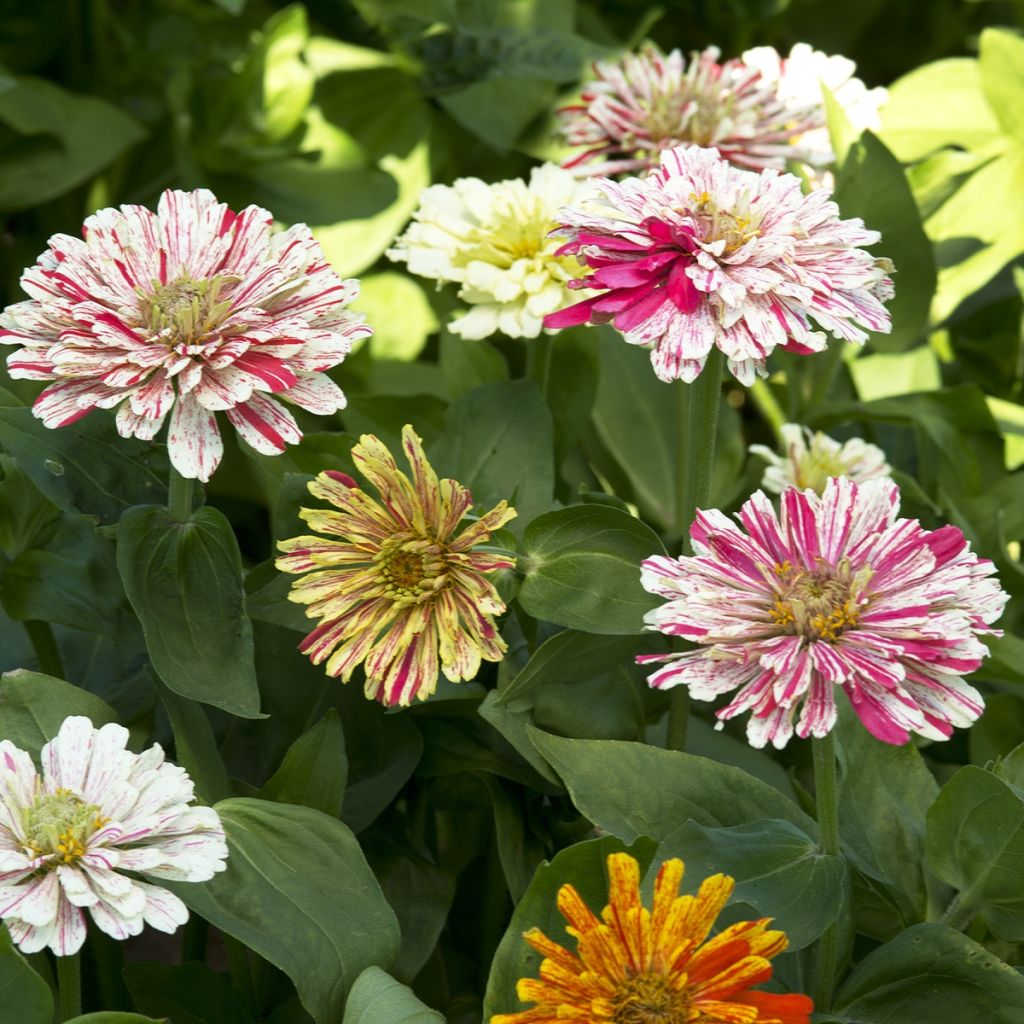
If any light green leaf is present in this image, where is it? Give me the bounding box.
[834,924,1024,1023]
[528,727,817,838]
[343,966,444,1023]
[657,819,846,949]
[355,273,438,361]
[980,28,1024,141]
[116,505,262,719]
[259,709,347,817]
[925,765,1024,940]
[0,669,117,757]
[518,505,663,634]
[169,799,400,1024]
[258,5,314,142]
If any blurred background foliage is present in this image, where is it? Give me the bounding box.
[4,1,1024,1021]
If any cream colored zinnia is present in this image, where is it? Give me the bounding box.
[750,423,891,495]
[387,163,592,340]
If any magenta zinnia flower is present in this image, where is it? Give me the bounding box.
[559,43,885,178]
[544,146,893,384]
[0,189,370,482]
[639,478,1007,749]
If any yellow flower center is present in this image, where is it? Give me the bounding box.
[770,559,873,643]
[376,538,447,606]
[688,191,762,254]
[793,447,851,494]
[611,972,691,1023]
[21,789,108,865]
[142,274,235,345]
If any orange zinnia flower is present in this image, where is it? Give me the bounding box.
[493,852,813,1024]
[276,424,517,706]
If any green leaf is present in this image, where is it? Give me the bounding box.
[254,5,314,142]
[528,727,817,838]
[970,693,1024,766]
[0,454,57,558]
[0,925,52,1024]
[483,835,656,1020]
[438,77,555,149]
[879,58,1006,161]
[259,709,347,817]
[169,798,400,1024]
[0,388,168,524]
[438,332,508,399]
[64,1017,164,1024]
[835,707,945,933]
[832,131,935,351]
[0,72,144,212]
[356,273,438,362]
[157,680,232,805]
[430,379,554,528]
[925,765,1024,940]
[116,505,262,719]
[656,819,846,949]
[0,669,116,756]
[124,962,253,1024]
[980,28,1024,141]
[517,505,663,634]
[343,966,444,1023]
[834,923,1024,1023]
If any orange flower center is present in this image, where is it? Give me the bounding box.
[770,558,873,643]
[384,549,427,591]
[610,972,691,1023]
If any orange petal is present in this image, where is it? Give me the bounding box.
[730,989,814,1024]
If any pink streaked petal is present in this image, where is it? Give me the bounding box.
[167,393,224,483]
[225,393,301,456]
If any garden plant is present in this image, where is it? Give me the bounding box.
[2,1,1024,1022]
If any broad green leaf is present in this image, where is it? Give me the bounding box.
[980,28,1024,141]
[657,819,846,949]
[343,966,444,1023]
[255,5,314,142]
[0,72,144,212]
[169,798,400,1024]
[124,962,253,1024]
[438,333,508,399]
[430,379,554,529]
[259,708,347,817]
[528,727,817,838]
[832,132,935,351]
[925,765,1024,940]
[483,835,657,1020]
[879,58,1005,161]
[970,694,1024,767]
[157,680,232,805]
[117,505,262,719]
[0,925,51,1024]
[0,388,167,524]
[836,708,946,934]
[0,669,116,756]
[356,272,438,361]
[834,924,1024,1023]
[518,505,663,634]
[439,77,555,149]
[0,454,57,558]
[848,347,940,403]
[65,1016,164,1024]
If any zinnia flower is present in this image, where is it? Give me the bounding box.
[0,716,227,956]
[387,164,593,340]
[750,423,891,495]
[492,851,813,1024]
[0,188,370,482]
[639,477,1007,749]
[543,145,893,385]
[559,43,884,178]
[276,425,516,706]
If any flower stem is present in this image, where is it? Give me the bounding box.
[527,334,555,403]
[812,732,842,1011]
[24,620,65,679]
[56,951,81,1021]
[749,378,787,443]
[167,466,194,523]
[667,349,725,752]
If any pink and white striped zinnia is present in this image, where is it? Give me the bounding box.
[543,146,893,384]
[0,716,227,956]
[639,478,1007,749]
[0,189,370,482]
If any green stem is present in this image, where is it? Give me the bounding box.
[56,952,81,1021]
[749,378,788,442]
[181,914,209,964]
[167,466,194,522]
[527,335,555,403]
[939,891,974,931]
[24,620,65,679]
[667,349,725,752]
[812,732,841,1011]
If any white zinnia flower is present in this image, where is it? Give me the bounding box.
[387,163,594,340]
[0,716,227,956]
[750,423,891,495]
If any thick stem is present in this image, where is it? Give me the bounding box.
[56,952,82,1021]
[167,466,194,523]
[812,732,841,1011]
[24,620,65,679]
[666,350,725,752]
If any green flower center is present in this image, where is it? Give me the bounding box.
[611,972,691,1023]
[142,274,235,345]
[21,789,107,864]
